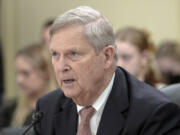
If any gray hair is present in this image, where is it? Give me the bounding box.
[50,6,117,60]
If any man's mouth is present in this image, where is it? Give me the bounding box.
[63,79,75,84]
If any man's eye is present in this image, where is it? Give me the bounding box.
[71,52,79,56]
[51,51,60,61]
[52,51,58,56]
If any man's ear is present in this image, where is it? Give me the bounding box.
[102,45,115,69]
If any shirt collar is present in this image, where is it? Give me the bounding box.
[77,73,115,113]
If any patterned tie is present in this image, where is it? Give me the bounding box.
[77,106,95,135]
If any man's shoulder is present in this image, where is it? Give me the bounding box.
[115,67,173,108]
[129,74,170,108]
[41,88,62,99]
[34,89,64,135]
[37,88,63,108]
[129,82,172,112]
[114,67,180,132]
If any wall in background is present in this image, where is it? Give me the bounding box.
[1,0,180,98]
[1,0,18,98]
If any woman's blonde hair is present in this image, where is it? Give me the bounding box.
[12,43,57,127]
[115,27,158,86]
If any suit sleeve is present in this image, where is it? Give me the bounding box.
[141,102,180,135]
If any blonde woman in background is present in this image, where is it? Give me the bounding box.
[0,43,57,129]
[115,27,158,87]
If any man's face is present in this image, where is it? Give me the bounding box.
[49,26,109,103]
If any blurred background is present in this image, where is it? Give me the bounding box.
[0,0,180,99]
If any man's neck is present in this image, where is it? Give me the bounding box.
[73,70,115,106]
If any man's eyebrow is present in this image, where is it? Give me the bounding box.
[49,47,56,52]
[64,46,80,52]
[49,48,53,52]
[67,47,79,51]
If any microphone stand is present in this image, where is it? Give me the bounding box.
[22,123,34,135]
[22,112,43,135]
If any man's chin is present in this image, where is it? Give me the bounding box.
[63,90,78,99]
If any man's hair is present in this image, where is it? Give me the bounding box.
[43,18,54,29]
[50,6,117,60]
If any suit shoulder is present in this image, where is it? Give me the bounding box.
[130,78,170,107]
[38,88,63,106]
[116,67,173,108]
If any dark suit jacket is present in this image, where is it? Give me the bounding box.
[34,67,180,135]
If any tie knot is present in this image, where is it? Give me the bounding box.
[79,106,95,122]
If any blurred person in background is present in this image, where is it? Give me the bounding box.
[156,40,180,85]
[0,43,57,130]
[41,19,54,46]
[115,27,158,87]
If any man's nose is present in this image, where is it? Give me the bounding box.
[56,57,71,72]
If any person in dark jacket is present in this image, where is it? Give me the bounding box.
[34,6,180,135]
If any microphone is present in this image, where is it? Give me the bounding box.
[21,112,43,135]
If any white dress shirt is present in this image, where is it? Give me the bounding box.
[77,73,115,135]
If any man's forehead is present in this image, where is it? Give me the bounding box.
[49,38,91,53]
[51,24,84,36]
[50,27,84,43]
[49,44,81,52]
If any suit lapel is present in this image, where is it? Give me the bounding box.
[53,96,78,135]
[97,67,129,135]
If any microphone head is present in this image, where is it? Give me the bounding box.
[32,112,43,124]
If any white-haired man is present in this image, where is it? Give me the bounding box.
[34,6,180,135]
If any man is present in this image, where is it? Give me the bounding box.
[34,6,180,135]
